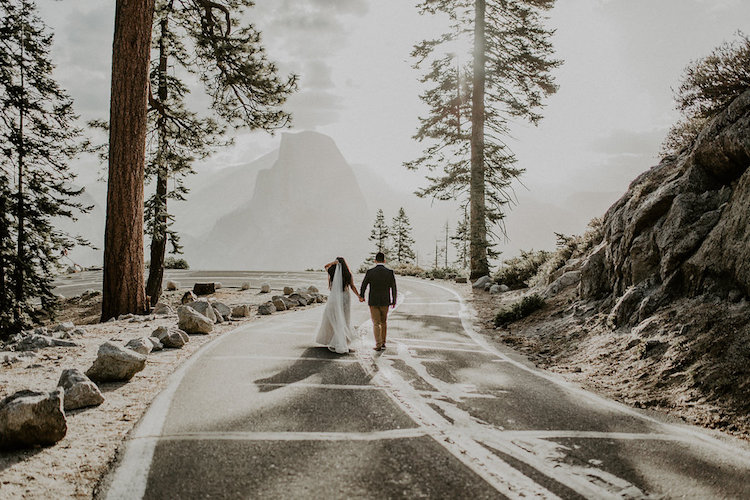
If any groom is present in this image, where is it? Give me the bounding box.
[359,252,397,351]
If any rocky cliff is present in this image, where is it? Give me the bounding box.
[187,131,370,270]
[579,89,750,325]
[482,89,750,437]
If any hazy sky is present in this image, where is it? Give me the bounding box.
[37,0,750,252]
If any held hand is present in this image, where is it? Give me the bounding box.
[359,296,365,302]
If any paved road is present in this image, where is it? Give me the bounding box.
[100,277,750,499]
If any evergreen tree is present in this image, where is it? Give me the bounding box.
[391,207,416,264]
[101,0,156,320]
[0,0,87,333]
[407,0,560,279]
[368,209,391,259]
[451,208,469,269]
[143,0,296,305]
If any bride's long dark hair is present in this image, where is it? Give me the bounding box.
[328,256,353,291]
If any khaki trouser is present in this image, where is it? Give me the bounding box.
[369,306,389,347]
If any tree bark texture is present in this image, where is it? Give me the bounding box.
[101,0,155,320]
[469,0,489,280]
[145,18,169,306]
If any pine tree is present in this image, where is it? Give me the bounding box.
[451,208,469,269]
[407,0,560,279]
[101,0,156,321]
[368,209,391,259]
[0,0,87,333]
[391,207,416,264]
[143,0,296,305]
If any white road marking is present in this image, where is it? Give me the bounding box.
[419,279,750,465]
[389,337,476,346]
[135,428,432,442]
[254,383,385,391]
[207,355,360,363]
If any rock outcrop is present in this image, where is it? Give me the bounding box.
[578,90,750,325]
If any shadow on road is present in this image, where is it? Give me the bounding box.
[253,347,364,392]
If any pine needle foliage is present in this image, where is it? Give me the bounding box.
[0,0,88,333]
[391,207,416,264]
[662,32,750,157]
[140,0,297,303]
[407,0,560,273]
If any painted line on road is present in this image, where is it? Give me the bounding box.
[254,383,385,391]
[420,279,750,465]
[102,310,320,500]
[133,428,433,443]
[481,430,686,442]
[207,355,361,363]
[389,337,476,346]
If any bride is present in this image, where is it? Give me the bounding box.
[315,257,362,354]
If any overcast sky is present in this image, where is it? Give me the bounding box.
[38,0,750,246]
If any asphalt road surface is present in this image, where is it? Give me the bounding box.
[97,276,750,499]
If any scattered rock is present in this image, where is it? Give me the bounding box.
[13,334,78,352]
[260,283,271,293]
[499,284,510,292]
[307,285,319,293]
[484,283,492,291]
[0,389,67,449]
[166,280,179,291]
[193,282,215,296]
[53,321,75,333]
[71,328,86,336]
[153,302,173,315]
[472,275,492,289]
[241,282,250,290]
[281,296,298,308]
[149,337,164,351]
[215,282,223,290]
[283,286,294,295]
[117,313,134,321]
[57,369,104,411]
[212,301,231,321]
[85,342,147,383]
[489,284,502,294]
[455,277,468,284]
[181,290,197,304]
[186,300,217,323]
[231,304,251,318]
[289,292,313,305]
[177,306,213,334]
[258,302,275,315]
[81,289,101,300]
[272,297,287,311]
[151,326,188,348]
[125,337,155,355]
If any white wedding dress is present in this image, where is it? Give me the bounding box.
[315,262,353,354]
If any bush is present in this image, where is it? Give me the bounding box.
[164,257,189,269]
[662,32,750,156]
[494,294,545,327]
[422,266,463,280]
[494,250,551,289]
[528,218,604,287]
[391,263,426,276]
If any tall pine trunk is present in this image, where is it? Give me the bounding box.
[469,0,489,280]
[101,0,155,320]
[14,23,26,325]
[145,18,169,306]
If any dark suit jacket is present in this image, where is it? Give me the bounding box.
[360,264,397,307]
